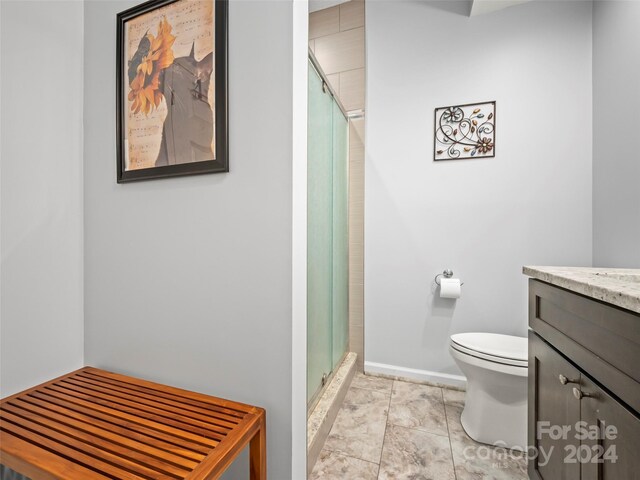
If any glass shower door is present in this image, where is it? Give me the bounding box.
[332,102,348,367]
[307,62,334,403]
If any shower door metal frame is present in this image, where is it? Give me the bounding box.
[309,50,350,120]
[307,50,351,410]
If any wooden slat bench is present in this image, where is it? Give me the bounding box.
[0,367,266,480]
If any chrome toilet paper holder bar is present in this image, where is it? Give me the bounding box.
[434,269,464,286]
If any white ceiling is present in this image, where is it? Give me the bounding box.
[309,0,530,17]
[470,0,531,16]
[309,0,352,14]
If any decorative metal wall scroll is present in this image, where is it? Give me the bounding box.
[434,101,496,161]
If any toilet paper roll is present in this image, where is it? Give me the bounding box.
[440,278,461,299]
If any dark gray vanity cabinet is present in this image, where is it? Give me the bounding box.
[579,375,640,480]
[529,332,581,480]
[528,279,640,480]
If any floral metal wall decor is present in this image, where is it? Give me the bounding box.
[434,101,496,161]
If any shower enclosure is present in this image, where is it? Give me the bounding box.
[307,52,349,406]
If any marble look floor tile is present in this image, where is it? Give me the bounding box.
[446,404,528,480]
[387,380,448,436]
[351,372,393,394]
[450,437,528,480]
[323,400,388,463]
[309,449,379,480]
[378,424,456,480]
[442,388,465,409]
[445,404,476,443]
[343,385,390,407]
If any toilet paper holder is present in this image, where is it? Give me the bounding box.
[434,269,464,286]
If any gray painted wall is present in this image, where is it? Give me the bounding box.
[364,0,593,382]
[1,0,84,397]
[83,2,294,478]
[593,0,640,268]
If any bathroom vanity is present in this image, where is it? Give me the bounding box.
[524,267,640,480]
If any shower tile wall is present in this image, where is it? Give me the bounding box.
[348,119,364,371]
[310,0,366,371]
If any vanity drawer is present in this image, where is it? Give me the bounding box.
[529,279,640,407]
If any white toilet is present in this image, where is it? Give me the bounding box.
[449,332,528,450]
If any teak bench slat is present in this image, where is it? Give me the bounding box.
[24,390,214,456]
[0,367,267,480]
[2,399,200,470]
[61,377,237,429]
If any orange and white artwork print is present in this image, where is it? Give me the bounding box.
[123,0,215,171]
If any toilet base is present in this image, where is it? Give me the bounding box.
[451,347,528,450]
[460,378,527,450]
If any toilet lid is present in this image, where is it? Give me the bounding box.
[450,333,528,362]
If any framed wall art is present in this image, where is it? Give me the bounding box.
[434,101,496,161]
[116,0,228,182]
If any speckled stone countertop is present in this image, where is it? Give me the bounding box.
[523,266,640,314]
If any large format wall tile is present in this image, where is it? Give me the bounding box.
[339,68,365,111]
[326,73,340,96]
[349,288,364,325]
[314,28,365,75]
[309,5,339,39]
[348,117,365,368]
[340,0,365,31]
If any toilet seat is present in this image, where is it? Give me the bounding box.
[450,333,528,368]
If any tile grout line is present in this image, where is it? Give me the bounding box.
[325,449,381,467]
[335,65,365,76]
[350,374,394,394]
[376,379,394,479]
[383,421,451,439]
[309,23,364,42]
[348,385,391,395]
[310,448,380,478]
[441,389,459,480]
[315,378,525,479]
[383,381,452,438]
[313,377,394,477]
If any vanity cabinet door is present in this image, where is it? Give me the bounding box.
[529,332,581,480]
[579,376,640,480]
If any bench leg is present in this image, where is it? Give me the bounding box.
[250,414,266,480]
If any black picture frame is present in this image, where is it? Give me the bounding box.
[116,0,228,183]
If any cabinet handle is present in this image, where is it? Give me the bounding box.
[573,387,592,400]
[558,374,578,385]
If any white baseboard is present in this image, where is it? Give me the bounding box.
[364,361,467,389]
